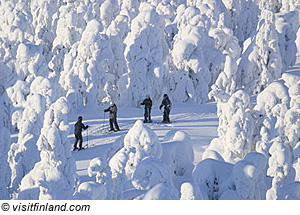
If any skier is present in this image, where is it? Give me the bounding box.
[159,94,171,123]
[104,102,120,132]
[141,94,152,123]
[74,116,89,151]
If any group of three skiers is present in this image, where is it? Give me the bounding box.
[73,94,172,151]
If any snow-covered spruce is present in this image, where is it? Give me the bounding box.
[254,82,289,157]
[208,89,255,162]
[170,5,223,103]
[18,97,77,200]
[59,19,113,110]
[193,152,268,200]
[238,9,283,95]
[121,3,168,106]
[161,130,194,189]
[107,120,163,199]
[8,94,46,193]
[87,157,115,200]
[0,125,11,199]
[109,120,162,180]
[266,138,295,200]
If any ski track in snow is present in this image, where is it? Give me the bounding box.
[68,103,218,183]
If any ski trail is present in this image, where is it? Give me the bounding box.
[69,103,218,182]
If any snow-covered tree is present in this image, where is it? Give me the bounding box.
[6,43,50,122]
[49,0,89,75]
[231,152,268,199]
[169,6,215,103]
[275,11,298,71]
[161,130,194,188]
[180,182,203,200]
[59,19,113,110]
[239,9,283,94]
[222,0,259,45]
[132,157,176,195]
[0,0,34,43]
[193,153,268,200]
[88,157,115,200]
[116,120,162,179]
[8,94,46,193]
[30,0,63,62]
[106,15,130,103]
[108,120,162,198]
[266,138,295,200]
[121,3,168,106]
[209,28,241,60]
[119,0,141,21]
[213,55,239,95]
[99,0,120,31]
[18,97,77,200]
[193,158,234,200]
[0,125,11,199]
[187,0,231,29]
[208,89,255,162]
[254,82,289,157]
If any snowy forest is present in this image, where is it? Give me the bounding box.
[0,0,300,200]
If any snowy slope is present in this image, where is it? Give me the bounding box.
[69,102,218,183]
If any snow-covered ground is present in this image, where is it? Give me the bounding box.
[69,102,218,183]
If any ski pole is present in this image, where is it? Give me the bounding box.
[86,127,89,149]
[103,112,106,128]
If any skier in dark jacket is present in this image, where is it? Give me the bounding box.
[104,103,120,132]
[74,116,89,151]
[141,94,152,123]
[159,94,171,123]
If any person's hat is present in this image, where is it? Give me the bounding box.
[163,94,168,97]
[78,116,83,120]
[146,94,150,98]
